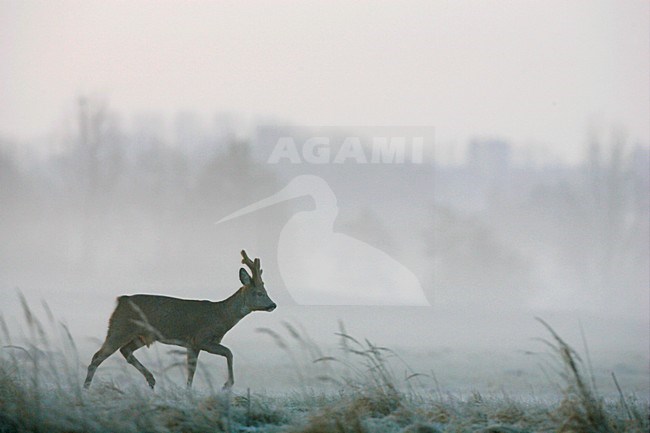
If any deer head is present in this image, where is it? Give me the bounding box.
[239,250,276,312]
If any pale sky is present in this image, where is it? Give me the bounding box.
[1,0,648,163]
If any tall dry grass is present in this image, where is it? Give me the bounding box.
[0,295,647,432]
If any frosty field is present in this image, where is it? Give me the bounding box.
[0,298,647,433]
[2,2,649,432]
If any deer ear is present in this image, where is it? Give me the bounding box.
[239,268,252,286]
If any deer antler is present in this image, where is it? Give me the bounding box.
[241,250,263,285]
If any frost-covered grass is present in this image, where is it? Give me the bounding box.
[0,299,647,433]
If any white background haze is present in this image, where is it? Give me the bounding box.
[0,1,648,395]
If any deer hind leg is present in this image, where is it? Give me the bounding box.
[120,338,156,389]
[186,348,200,388]
[84,336,125,389]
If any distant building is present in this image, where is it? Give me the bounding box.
[467,138,512,178]
[631,145,650,179]
[463,138,514,210]
[174,111,203,149]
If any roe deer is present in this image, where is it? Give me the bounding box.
[83,250,276,390]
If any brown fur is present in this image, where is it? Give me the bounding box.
[83,250,276,390]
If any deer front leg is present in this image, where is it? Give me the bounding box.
[186,348,200,388]
[202,343,234,390]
